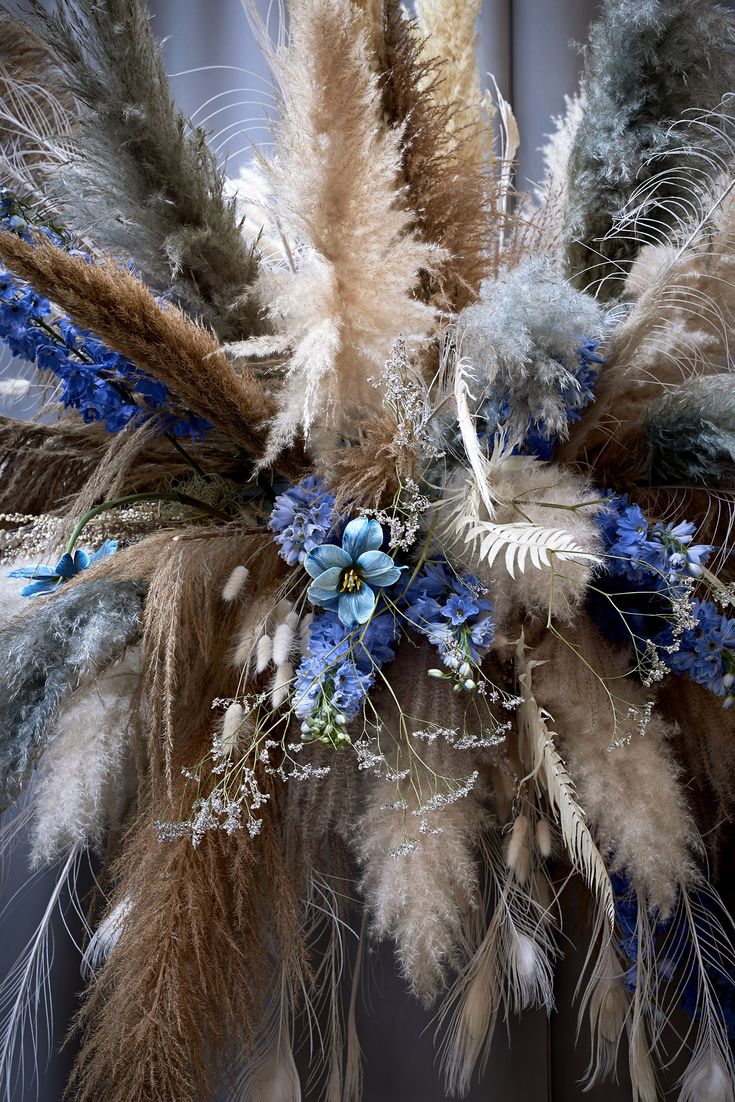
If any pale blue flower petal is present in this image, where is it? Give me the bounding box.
[304,544,352,577]
[55,553,77,579]
[342,517,383,560]
[307,566,344,601]
[8,565,57,579]
[357,550,402,588]
[338,584,376,627]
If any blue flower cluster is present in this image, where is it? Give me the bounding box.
[665,598,735,705]
[598,494,711,584]
[613,875,735,1040]
[293,605,400,744]
[269,476,337,566]
[9,540,117,596]
[0,187,210,439]
[404,558,494,683]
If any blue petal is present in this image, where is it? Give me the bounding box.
[342,518,383,560]
[357,550,403,588]
[306,586,340,612]
[338,584,376,627]
[20,578,59,597]
[307,566,344,601]
[73,549,91,571]
[8,565,57,579]
[304,544,351,578]
[54,553,77,579]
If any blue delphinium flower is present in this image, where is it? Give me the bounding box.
[269,477,337,566]
[9,540,117,597]
[598,494,712,584]
[304,518,402,628]
[0,187,209,440]
[293,605,400,745]
[664,598,735,703]
[404,558,494,683]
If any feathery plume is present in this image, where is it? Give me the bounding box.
[23,0,264,340]
[0,230,305,477]
[29,645,142,867]
[238,0,439,457]
[0,578,145,813]
[564,0,735,297]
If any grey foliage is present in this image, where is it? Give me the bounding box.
[456,258,606,447]
[643,375,735,487]
[564,0,735,299]
[0,578,146,813]
[26,0,263,341]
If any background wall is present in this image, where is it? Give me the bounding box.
[0,2,682,1100]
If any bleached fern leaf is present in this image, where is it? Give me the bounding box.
[516,642,615,931]
[458,514,601,579]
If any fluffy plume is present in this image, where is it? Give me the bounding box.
[0,578,145,813]
[564,0,735,297]
[28,645,142,867]
[69,781,304,1102]
[380,0,490,311]
[520,92,585,259]
[222,565,250,603]
[642,375,735,487]
[0,231,307,475]
[81,896,132,979]
[238,0,439,457]
[532,615,699,916]
[23,0,263,341]
[456,258,607,447]
[353,648,490,1004]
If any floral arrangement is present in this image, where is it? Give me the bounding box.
[1,1,735,1100]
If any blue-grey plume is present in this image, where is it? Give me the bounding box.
[0,578,146,813]
[565,0,735,299]
[643,375,735,487]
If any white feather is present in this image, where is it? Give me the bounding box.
[80,895,131,980]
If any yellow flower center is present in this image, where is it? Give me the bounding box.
[341,568,362,593]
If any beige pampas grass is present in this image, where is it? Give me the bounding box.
[237,0,439,458]
[532,615,700,916]
[29,645,142,867]
[0,230,304,477]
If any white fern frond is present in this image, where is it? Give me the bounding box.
[458,513,601,579]
[515,641,615,931]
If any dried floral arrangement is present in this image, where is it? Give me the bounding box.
[1,0,735,1099]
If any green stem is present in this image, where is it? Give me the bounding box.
[65,491,231,555]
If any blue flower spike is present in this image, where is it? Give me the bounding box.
[304,518,402,628]
[9,539,117,597]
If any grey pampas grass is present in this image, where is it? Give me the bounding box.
[23,0,263,341]
[0,578,145,813]
[564,0,735,298]
[643,375,735,488]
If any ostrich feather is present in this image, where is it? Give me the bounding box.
[28,644,142,868]
[564,0,735,298]
[0,578,146,814]
[236,0,440,458]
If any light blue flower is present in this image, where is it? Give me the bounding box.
[9,540,118,597]
[304,518,401,627]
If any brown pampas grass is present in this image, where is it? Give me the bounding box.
[380,0,490,312]
[532,615,700,916]
[0,230,305,477]
[239,0,439,459]
[0,416,245,517]
[141,527,285,787]
[316,412,411,510]
[69,774,304,1102]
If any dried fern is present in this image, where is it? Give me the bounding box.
[457,513,600,579]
